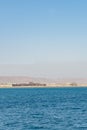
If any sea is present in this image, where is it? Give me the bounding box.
[0,87,87,130]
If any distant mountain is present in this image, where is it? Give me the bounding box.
[0,76,87,84]
[0,76,55,84]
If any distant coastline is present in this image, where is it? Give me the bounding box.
[0,76,87,88]
[0,82,87,88]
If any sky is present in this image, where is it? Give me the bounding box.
[0,0,87,78]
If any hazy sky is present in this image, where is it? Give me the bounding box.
[0,0,87,78]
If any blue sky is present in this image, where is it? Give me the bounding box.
[0,0,87,78]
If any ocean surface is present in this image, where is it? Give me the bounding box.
[0,87,87,130]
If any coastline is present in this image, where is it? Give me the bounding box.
[0,85,87,88]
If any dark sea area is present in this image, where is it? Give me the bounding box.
[0,87,87,130]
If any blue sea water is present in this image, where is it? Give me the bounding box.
[0,87,87,130]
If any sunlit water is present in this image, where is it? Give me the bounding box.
[0,87,87,130]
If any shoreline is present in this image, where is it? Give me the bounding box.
[0,85,87,88]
